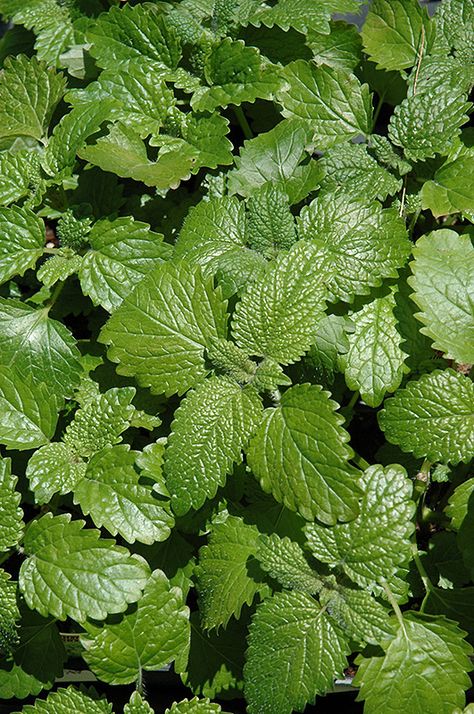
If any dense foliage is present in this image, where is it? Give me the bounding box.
[0,0,473,712]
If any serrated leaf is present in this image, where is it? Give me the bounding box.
[340,291,408,407]
[0,150,32,206]
[124,692,154,714]
[446,478,474,531]
[277,61,372,149]
[19,513,150,622]
[0,298,82,400]
[74,445,174,544]
[421,156,474,217]
[0,205,45,285]
[306,314,350,386]
[195,516,270,630]
[361,0,434,71]
[232,241,329,364]
[408,230,474,365]
[298,192,410,302]
[17,686,113,713]
[306,21,362,72]
[0,367,59,451]
[322,585,394,645]
[354,613,473,714]
[165,376,262,516]
[250,0,362,35]
[423,587,474,644]
[434,0,474,60]
[81,569,189,685]
[37,252,83,288]
[0,54,65,142]
[244,590,350,714]
[228,119,323,204]
[0,571,19,655]
[246,184,296,257]
[100,260,228,397]
[305,464,414,589]
[26,442,86,505]
[166,699,228,714]
[378,369,474,464]
[256,534,322,593]
[79,217,171,313]
[247,384,361,524]
[0,457,23,551]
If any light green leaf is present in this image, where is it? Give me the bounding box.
[298,192,410,302]
[166,699,228,714]
[232,241,329,364]
[26,442,86,505]
[88,4,181,71]
[305,464,414,589]
[100,260,228,397]
[0,206,45,285]
[79,217,171,313]
[277,61,372,149]
[17,686,113,713]
[0,457,23,551]
[74,445,174,544]
[340,291,408,407]
[421,155,474,217]
[81,569,189,685]
[0,150,32,206]
[361,0,434,71]
[446,478,474,531]
[247,384,361,524]
[228,119,323,204]
[306,21,362,72]
[244,590,350,714]
[246,184,297,257]
[0,571,19,655]
[124,692,154,714]
[354,613,473,714]
[165,376,262,516]
[250,0,362,35]
[0,298,82,400]
[196,516,270,630]
[378,369,474,464]
[0,54,65,142]
[256,534,322,593]
[37,252,83,288]
[19,513,150,622]
[0,367,59,451]
[321,585,394,645]
[434,0,474,60]
[408,230,474,364]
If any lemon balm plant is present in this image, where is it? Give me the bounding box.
[0,0,473,713]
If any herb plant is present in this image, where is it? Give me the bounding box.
[0,0,473,712]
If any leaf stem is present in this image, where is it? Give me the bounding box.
[411,542,433,609]
[352,453,370,471]
[233,105,253,140]
[381,580,406,634]
[347,390,359,412]
[46,280,65,310]
[371,92,386,133]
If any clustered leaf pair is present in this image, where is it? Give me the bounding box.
[0,0,473,713]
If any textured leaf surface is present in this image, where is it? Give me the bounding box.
[0,151,32,206]
[100,260,228,396]
[305,464,414,589]
[250,0,362,35]
[244,590,349,714]
[307,21,362,72]
[378,369,474,464]
[298,192,410,302]
[166,699,228,714]
[256,534,322,593]
[26,442,86,505]
[321,586,393,645]
[277,61,372,149]
[0,206,45,285]
[0,458,23,551]
[19,514,149,622]
[37,252,83,288]
[354,614,473,714]
[246,184,296,257]
[232,242,329,364]
[165,376,262,516]
[421,156,474,217]
[0,570,19,655]
[408,230,474,364]
[195,516,270,630]
[247,384,361,524]
[124,692,154,714]
[81,570,189,685]
[18,686,113,713]
[446,478,474,531]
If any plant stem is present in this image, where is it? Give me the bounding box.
[411,541,433,610]
[234,105,253,140]
[352,453,370,471]
[371,92,385,133]
[46,280,65,310]
[347,390,359,412]
[381,580,406,634]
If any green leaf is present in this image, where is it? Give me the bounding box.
[228,119,323,204]
[244,590,350,714]
[124,692,154,714]
[37,252,83,288]
[378,369,474,464]
[305,464,414,589]
[195,515,270,630]
[434,0,474,60]
[0,54,65,142]
[0,150,32,206]
[250,0,362,35]
[0,571,19,655]
[81,569,189,685]
[0,367,59,451]
[421,156,474,217]
[339,290,408,407]
[100,260,228,397]
[0,298,82,400]
[74,445,174,544]
[166,699,228,714]
[277,61,372,149]
[232,241,329,364]
[247,384,361,524]
[246,184,297,257]
[423,588,474,644]
[88,4,181,71]
[306,21,362,72]
[408,230,474,364]
[0,205,45,285]
[306,314,350,386]
[256,534,323,593]
[79,217,171,313]
[63,387,136,458]
[165,376,262,516]
[0,457,23,551]
[361,0,434,71]
[26,442,86,505]
[17,686,113,713]
[19,513,150,622]
[354,613,473,714]
[446,478,474,531]
[321,585,394,645]
[318,142,402,202]
[298,192,410,302]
